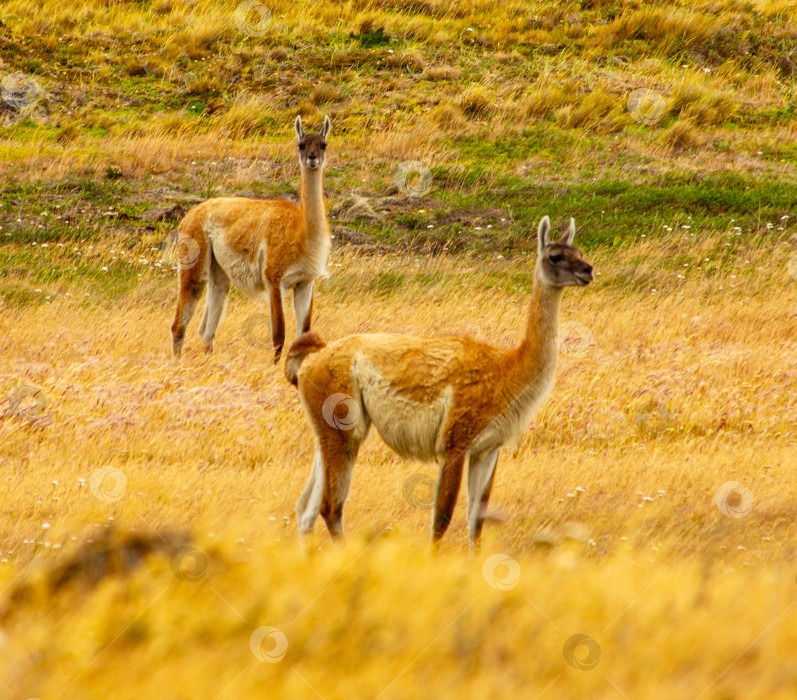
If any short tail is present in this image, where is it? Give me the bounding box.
[285,331,327,386]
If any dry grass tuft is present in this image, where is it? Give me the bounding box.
[670,78,738,126]
[459,85,493,118]
[555,87,630,133]
[520,85,572,119]
[661,117,706,150]
[421,65,463,81]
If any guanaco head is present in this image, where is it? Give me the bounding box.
[295,115,331,172]
[536,216,594,288]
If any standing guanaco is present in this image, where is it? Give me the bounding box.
[171,115,332,361]
[285,216,594,546]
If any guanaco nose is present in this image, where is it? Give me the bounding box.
[581,263,594,281]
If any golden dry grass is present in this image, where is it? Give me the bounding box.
[1,0,795,188]
[2,0,797,695]
[1,239,796,698]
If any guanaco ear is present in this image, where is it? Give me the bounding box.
[537,215,551,255]
[320,115,331,140]
[560,217,576,246]
[295,115,305,141]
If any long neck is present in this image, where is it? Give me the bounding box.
[300,167,329,241]
[513,265,564,380]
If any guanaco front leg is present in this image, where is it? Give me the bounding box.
[270,283,285,363]
[432,451,466,543]
[467,448,499,548]
[293,281,314,335]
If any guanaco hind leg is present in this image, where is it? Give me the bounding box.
[171,269,207,357]
[296,434,361,543]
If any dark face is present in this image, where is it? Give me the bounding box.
[295,115,331,172]
[298,133,327,171]
[541,241,594,287]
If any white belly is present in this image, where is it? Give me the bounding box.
[209,235,269,301]
[356,356,452,463]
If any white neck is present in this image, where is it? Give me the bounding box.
[516,263,564,377]
[300,167,328,239]
[297,165,330,275]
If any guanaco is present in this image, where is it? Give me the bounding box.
[285,216,594,546]
[171,115,332,361]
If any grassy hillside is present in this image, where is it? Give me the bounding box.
[1,1,797,698]
[1,0,796,274]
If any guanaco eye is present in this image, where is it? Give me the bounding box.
[320,143,327,150]
[299,143,306,150]
[549,254,564,263]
